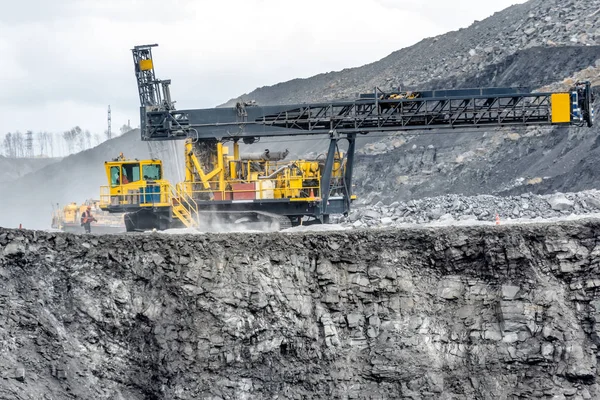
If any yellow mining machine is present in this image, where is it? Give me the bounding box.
[100,144,346,231]
[51,199,125,233]
[99,43,595,232]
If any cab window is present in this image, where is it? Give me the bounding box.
[142,164,162,180]
[121,163,140,183]
[110,166,120,186]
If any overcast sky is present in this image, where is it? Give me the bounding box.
[0,0,527,136]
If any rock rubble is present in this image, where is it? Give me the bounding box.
[340,190,600,228]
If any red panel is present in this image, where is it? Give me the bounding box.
[232,183,256,200]
[213,192,232,201]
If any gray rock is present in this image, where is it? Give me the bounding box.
[3,241,25,255]
[380,217,394,226]
[502,285,520,300]
[548,193,574,211]
[483,327,503,341]
[439,213,454,222]
[584,196,600,210]
[428,207,445,220]
[13,367,25,382]
[438,279,463,300]
[361,210,381,220]
[347,313,362,328]
[566,344,596,379]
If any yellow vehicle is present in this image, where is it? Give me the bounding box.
[97,43,594,232]
[51,199,125,233]
[99,145,347,231]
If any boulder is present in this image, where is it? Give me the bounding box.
[547,193,574,211]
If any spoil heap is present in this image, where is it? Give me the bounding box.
[343,190,600,228]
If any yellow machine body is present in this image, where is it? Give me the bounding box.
[62,202,79,224]
[99,141,351,230]
[100,156,172,208]
[179,139,347,202]
[51,199,124,232]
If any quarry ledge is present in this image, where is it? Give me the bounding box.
[2,219,600,263]
[2,220,600,399]
[3,220,600,286]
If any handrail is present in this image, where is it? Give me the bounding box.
[99,182,202,228]
[172,183,199,227]
[174,183,199,214]
[99,183,173,208]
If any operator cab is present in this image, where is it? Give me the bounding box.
[105,153,162,184]
[100,153,169,211]
[107,161,162,186]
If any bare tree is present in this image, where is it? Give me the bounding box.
[12,131,24,157]
[3,133,15,157]
[47,132,55,157]
[37,131,54,157]
[37,132,46,156]
[84,130,92,150]
[25,130,33,158]
[120,123,132,135]
[63,130,74,154]
[74,126,84,152]
[63,126,82,154]
[6,127,98,158]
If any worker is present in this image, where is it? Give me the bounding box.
[80,206,97,234]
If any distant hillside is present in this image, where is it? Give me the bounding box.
[0,156,61,184]
[0,130,184,230]
[221,0,599,107]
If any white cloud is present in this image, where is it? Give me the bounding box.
[0,0,527,135]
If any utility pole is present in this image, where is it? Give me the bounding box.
[107,105,112,140]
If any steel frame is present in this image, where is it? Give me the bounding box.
[139,91,575,143]
[130,43,594,225]
[132,44,175,111]
[136,91,570,222]
[258,93,555,132]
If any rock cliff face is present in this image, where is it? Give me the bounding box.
[3,222,600,399]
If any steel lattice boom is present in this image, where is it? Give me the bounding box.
[138,85,593,142]
[132,44,594,142]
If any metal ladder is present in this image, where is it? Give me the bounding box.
[170,184,200,229]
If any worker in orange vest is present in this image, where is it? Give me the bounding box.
[80,206,97,234]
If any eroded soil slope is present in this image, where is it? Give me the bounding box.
[2,222,600,398]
